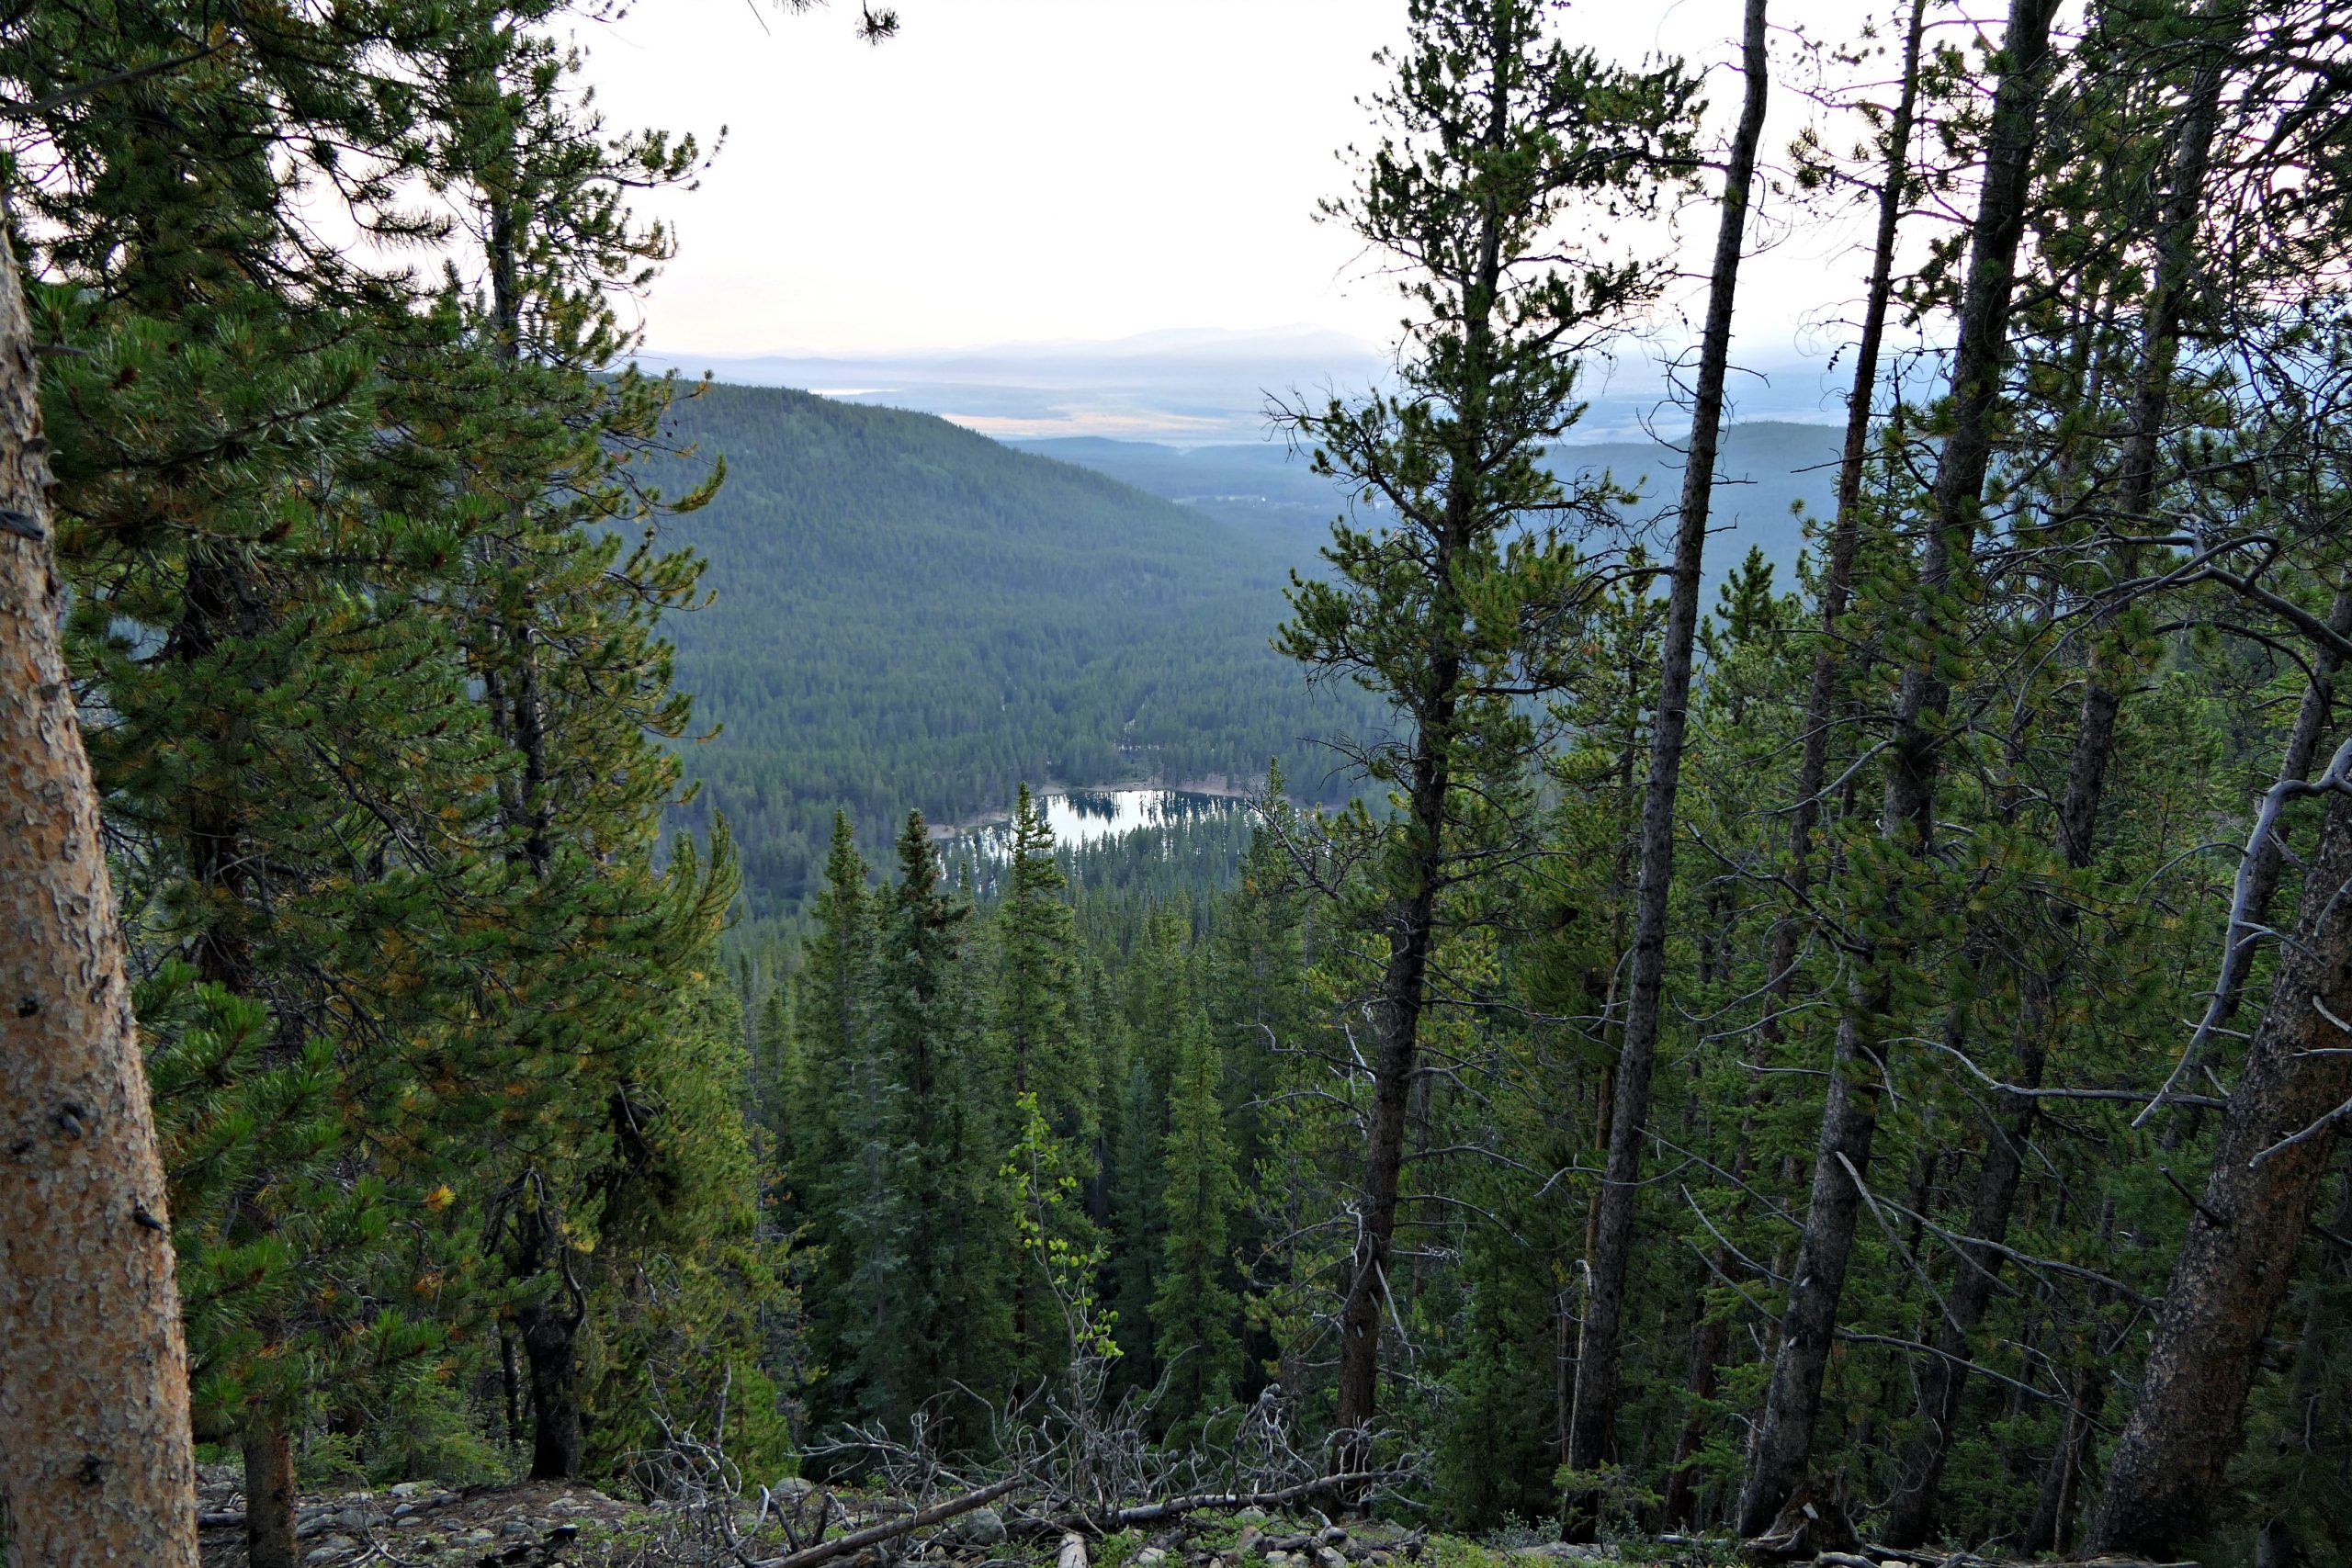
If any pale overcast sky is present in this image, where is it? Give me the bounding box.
[584,0,1913,373]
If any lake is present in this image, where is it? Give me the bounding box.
[951,786,1258,859]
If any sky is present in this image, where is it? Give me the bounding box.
[582,0,1933,439]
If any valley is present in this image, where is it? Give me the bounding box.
[660,383,1842,913]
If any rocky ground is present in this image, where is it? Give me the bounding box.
[189,1472,2196,1568]
[196,1468,639,1566]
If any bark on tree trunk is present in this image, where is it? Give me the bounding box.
[0,226,202,1564]
[1736,1012,1884,1537]
[1565,3,1770,1529]
[1736,0,2059,1535]
[243,1415,301,1568]
[1332,694,1452,1468]
[2088,784,2352,1555]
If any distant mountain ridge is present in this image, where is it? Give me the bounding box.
[1007,420,1845,589]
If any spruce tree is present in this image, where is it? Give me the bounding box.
[995,784,1095,1390]
[1151,992,1242,1443]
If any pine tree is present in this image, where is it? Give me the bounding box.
[1276,0,1698,1460]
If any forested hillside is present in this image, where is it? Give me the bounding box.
[1011,420,1843,582]
[655,385,1374,911]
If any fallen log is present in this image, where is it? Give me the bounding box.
[1010,1472,1402,1537]
[750,1474,1025,1568]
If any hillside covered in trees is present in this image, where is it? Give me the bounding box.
[651,386,1379,913]
[1010,420,1843,584]
[6,0,2352,1566]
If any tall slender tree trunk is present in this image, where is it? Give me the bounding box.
[0,226,202,1566]
[1736,0,2060,1535]
[1878,39,2232,1543]
[1565,3,1770,1526]
[1333,677,1455,1465]
[2089,779,2352,1555]
[1665,6,1927,1524]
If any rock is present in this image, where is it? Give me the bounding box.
[1265,1553,1291,1565]
[1136,1550,1169,1567]
[1316,1549,1347,1568]
[304,1549,342,1565]
[772,1475,817,1498]
[1233,1509,1269,1527]
[947,1506,1007,1547]
[390,1481,428,1498]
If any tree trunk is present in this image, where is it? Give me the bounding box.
[1735,1012,1885,1536]
[2088,783,2352,1555]
[1879,1012,2044,1545]
[1668,6,1928,1520]
[243,1415,301,1568]
[1565,2,1770,1528]
[522,1287,586,1481]
[0,226,202,1564]
[1880,46,2233,1538]
[1662,1296,1731,1529]
[1736,1,2060,1535]
[1332,688,1453,1465]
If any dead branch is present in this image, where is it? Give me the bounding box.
[1013,1471,1406,1534]
[748,1474,1025,1568]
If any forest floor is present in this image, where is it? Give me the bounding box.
[195,1469,635,1565]
[187,1471,2194,1568]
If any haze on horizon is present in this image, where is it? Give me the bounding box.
[586,0,1924,440]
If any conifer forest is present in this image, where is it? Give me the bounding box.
[6,1,2352,1565]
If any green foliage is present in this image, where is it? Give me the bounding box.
[651,384,1379,914]
[1149,993,1242,1442]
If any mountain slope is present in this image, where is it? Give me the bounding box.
[1009,421,1845,584]
[653,384,1372,911]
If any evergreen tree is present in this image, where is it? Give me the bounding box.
[1150,992,1242,1444]
[1275,0,1698,1459]
[996,784,1095,1390]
